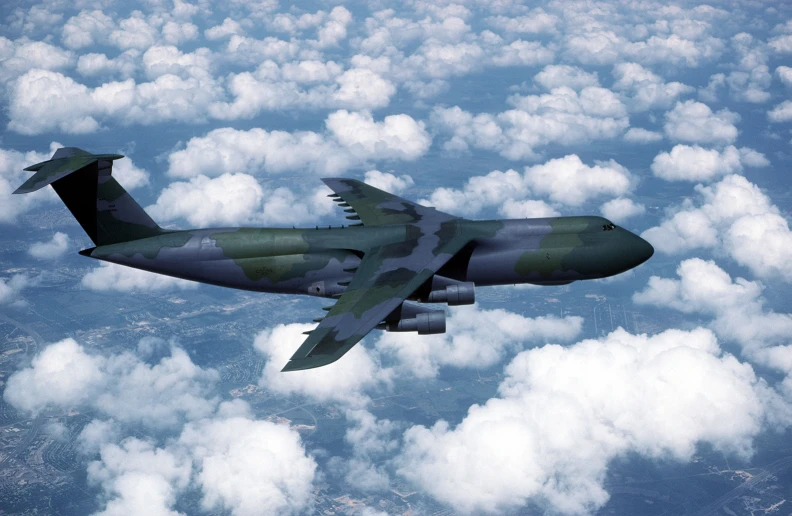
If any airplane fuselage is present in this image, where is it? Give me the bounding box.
[86,215,654,299]
[16,148,656,370]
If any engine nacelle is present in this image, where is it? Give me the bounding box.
[377,302,446,334]
[425,276,475,305]
[383,311,446,334]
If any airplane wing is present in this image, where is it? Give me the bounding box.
[281,179,468,371]
[322,178,458,226]
[281,234,469,371]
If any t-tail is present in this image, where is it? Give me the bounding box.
[13,147,163,246]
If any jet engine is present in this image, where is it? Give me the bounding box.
[378,302,446,334]
[415,275,475,305]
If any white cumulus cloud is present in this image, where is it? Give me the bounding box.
[777,66,792,86]
[522,155,633,206]
[363,170,414,194]
[664,100,739,144]
[327,110,431,162]
[28,232,70,259]
[0,274,32,305]
[82,262,199,292]
[396,327,780,514]
[77,50,140,79]
[611,62,694,112]
[422,169,527,216]
[5,338,220,431]
[179,416,317,515]
[254,323,391,407]
[87,437,192,516]
[166,111,430,179]
[61,10,115,49]
[8,69,223,134]
[533,64,599,91]
[147,173,263,227]
[147,173,335,227]
[432,86,629,161]
[500,199,560,219]
[3,338,105,414]
[96,345,220,430]
[650,145,767,182]
[205,18,243,40]
[634,258,792,372]
[112,155,150,190]
[0,37,75,84]
[642,175,792,281]
[5,334,316,515]
[376,304,583,378]
[208,63,396,118]
[340,409,398,492]
[422,155,632,217]
[332,68,396,109]
[600,198,645,223]
[726,213,792,282]
[768,101,792,123]
[624,127,663,143]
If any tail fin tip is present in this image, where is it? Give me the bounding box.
[15,148,124,194]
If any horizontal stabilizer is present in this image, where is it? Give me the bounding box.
[16,147,161,246]
[14,148,123,194]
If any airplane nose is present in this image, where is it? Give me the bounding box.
[555,225,653,278]
[633,234,654,266]
[608,228,654,274]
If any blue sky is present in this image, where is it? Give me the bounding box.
[1,0,792,514]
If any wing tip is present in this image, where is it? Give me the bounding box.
[281,361,308,372]
[280,354,341,372]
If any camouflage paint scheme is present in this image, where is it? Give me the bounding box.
[15,148,654,372]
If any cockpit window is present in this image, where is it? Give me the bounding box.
[602,223,616,231]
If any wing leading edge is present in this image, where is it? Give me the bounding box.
[322,178,457,226]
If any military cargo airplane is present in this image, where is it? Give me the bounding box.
[15,148,653,371]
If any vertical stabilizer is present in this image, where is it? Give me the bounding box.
[14,147,163,246]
